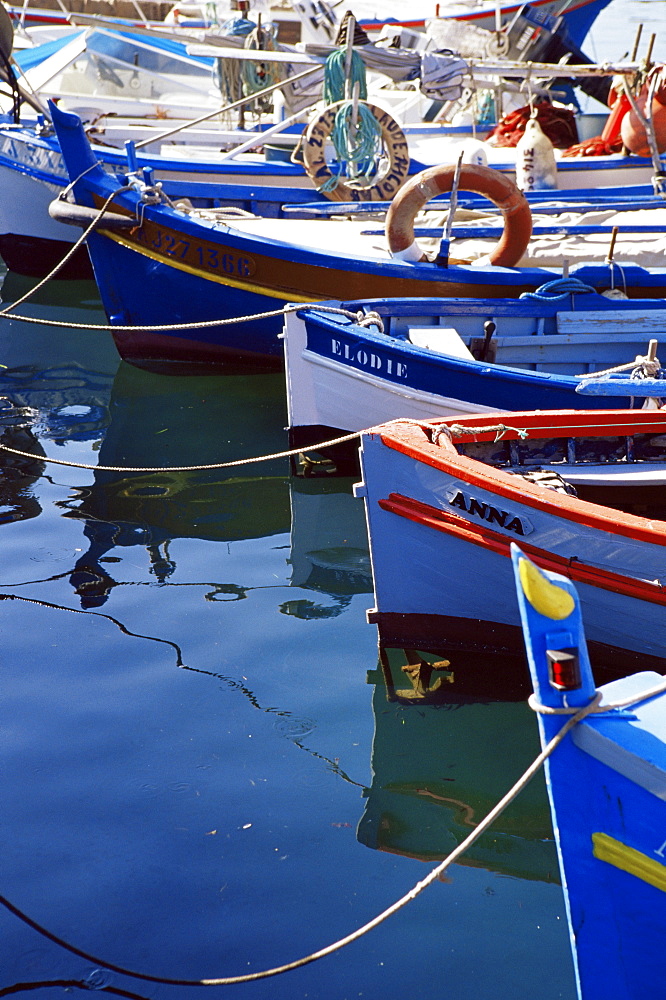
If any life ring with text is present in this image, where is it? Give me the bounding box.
[385,162,532,268]
[302,100,410,203]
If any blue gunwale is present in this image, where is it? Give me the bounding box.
[48,101,666,368]
[298,297,666,411]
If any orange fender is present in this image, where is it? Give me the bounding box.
[621,70,666,156]
[385,163,532,268]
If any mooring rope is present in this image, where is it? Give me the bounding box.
[0,301,299,331]
[0,184,131,319]
[0,428,366,473]
[4,412,666,475]
[574,351,662,381]
[529,674,666,716]
[432,422,530,444]
[0,280,384,335]
[0,692,602,987]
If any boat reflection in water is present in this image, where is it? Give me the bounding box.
[285,476,373,619]
[359,646,560,883]
[55,361,290,606]
[46,359,373,613]
[0,272,115,529]
[0,398,46,525]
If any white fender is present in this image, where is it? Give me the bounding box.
[515,118,558,192]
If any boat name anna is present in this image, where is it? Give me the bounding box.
[330,339,408,378]
[445,488,533,536]
[0,136,68,180]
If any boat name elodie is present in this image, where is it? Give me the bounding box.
[330,338,408,378]
[444,487,533,536]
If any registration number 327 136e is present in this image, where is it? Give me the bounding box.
[133,226,256,278]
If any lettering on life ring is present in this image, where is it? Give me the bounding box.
[302,100,410,203]
[385,162,532,268]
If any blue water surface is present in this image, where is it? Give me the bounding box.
[0,270,575,1000]
[3,2,666,991]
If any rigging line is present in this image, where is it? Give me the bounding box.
[0,592,185,666]
[0,695,600,987]
[0,184,131,318]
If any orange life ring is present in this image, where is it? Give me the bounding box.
[302,100,410,203]
[385,162,532,268]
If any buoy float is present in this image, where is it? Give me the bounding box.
[515,117,558,191]
[621,68,666,156]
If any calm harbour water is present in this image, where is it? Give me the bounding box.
[1,3,666,996]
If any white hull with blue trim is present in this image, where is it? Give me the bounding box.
[285,293,666,466]
[355,411,666,672]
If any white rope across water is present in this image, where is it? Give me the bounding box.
[2,414,665,474]
[0,688,604,987]
[0,428,366,472]
[530,675,666,716]
[0,299,382,334]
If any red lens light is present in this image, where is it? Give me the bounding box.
[546,648,581,691]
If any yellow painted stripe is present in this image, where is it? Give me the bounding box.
[102,231,326,302]
[592,832,666,892]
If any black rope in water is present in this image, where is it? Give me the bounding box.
[0,593,185,667]
[0,979,149,999]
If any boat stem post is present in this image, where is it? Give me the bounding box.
[605,225,619,288]
[436,150,464,266]
[344,14,356,102]
[124,139,139,173]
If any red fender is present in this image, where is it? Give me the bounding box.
[621,68,666,156]
[385,162,532,268]
[601,92,632,142]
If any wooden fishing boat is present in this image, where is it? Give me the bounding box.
[47,100,666,371]
[5,0,611,46]
[285,293,666,471]
[355,409,666,672]
[4,20,654,280]
[512,546,666,999]
[7,104,662,279]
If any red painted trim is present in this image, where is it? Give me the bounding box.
[361,0,592,29]
[375,412,666,548]
[380,493,666,607]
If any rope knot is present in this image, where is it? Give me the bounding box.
[355,310,384,332]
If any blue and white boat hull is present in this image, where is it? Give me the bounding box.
[513,548,666,999]
[356,412,666,671]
